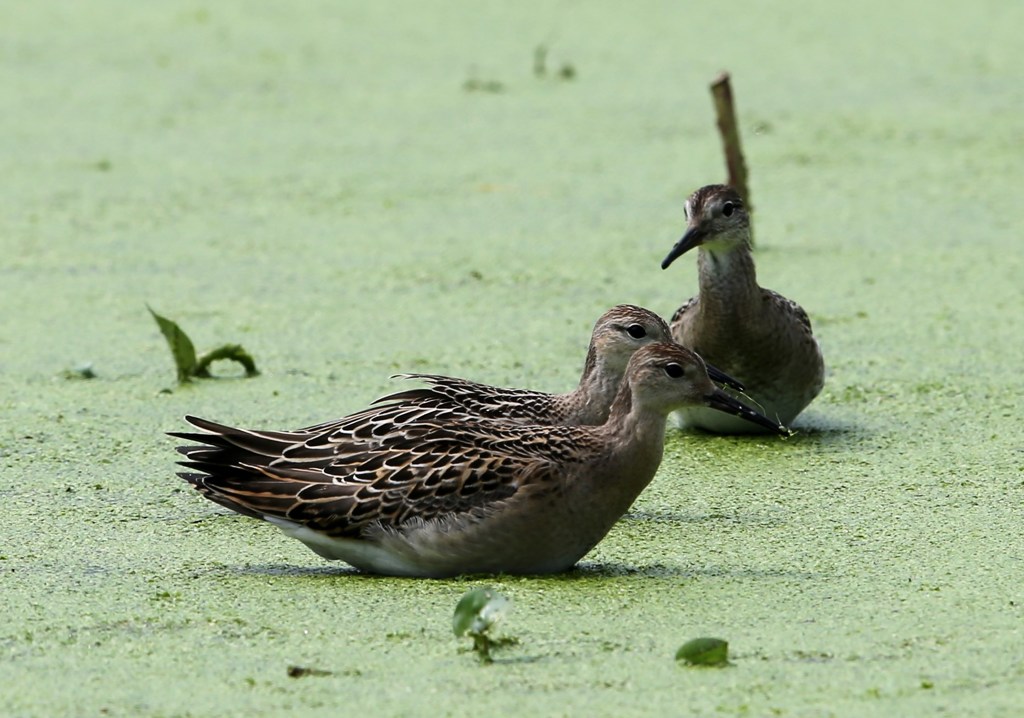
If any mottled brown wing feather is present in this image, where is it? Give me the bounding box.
[296,400,499,443]
[383,374,564,422]
[176,418,594,540]
[763,289,814,333]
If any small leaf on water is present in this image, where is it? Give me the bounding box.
[195,343,260,378]
[286,665,333,678]
[675,637,730,667]
[453,587,510,637]
[147,305,198,383]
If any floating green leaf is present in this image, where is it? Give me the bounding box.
[195,344,259,379]
[675,637,730,667]
[148,305,198,383]
[453,587,509,637]
[148,305,259,384]
[453,587,512,664]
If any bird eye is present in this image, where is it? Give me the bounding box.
[665,363,685,378]
[626,324,647,339]
[722,202,735,217]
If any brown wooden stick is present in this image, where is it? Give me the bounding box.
[710,72,753,243]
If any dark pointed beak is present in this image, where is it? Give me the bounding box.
[661,225,705,270]
[705,388,791,436]
[703,362,745,392]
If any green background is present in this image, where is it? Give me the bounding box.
[3,2,1022,715]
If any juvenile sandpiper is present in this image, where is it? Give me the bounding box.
[304,304,743,433]
[660,184,825,433]
[172,343,788,577]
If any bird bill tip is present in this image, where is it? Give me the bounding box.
[705,389,791,436]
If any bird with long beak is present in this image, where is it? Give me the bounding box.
[660,184,824,433]
[172,343,788,578]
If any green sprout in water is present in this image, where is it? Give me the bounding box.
[452,587,514,664]
[148,305,259,385]
[675,637,731,667]
[532,43,576,82]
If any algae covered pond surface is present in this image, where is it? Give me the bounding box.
[3,2,1023,715]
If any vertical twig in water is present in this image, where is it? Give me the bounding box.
[710,72,753,245]
[533,44,548,77]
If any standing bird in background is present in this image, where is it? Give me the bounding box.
[661,184,824,433]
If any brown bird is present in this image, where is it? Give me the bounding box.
[172,342,788,578]
[661,184,825,432]
[303,304,744,434]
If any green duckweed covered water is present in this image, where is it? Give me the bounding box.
[2,2,1023,716]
